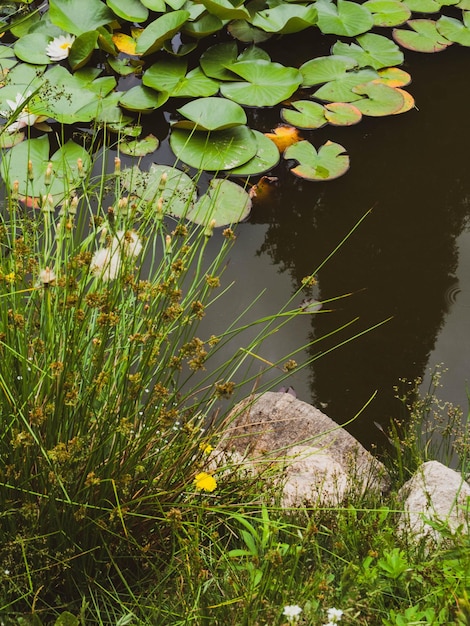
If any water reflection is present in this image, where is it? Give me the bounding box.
[249,45,470,448]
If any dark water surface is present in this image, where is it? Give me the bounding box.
[193,41,470,450]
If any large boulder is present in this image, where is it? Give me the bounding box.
[397,460,470,544]
[216,391,390,506]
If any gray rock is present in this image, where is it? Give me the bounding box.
[217,391,390,505]
[398,460,470,544]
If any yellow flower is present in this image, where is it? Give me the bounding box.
[199,442,214,455]
[4,272,15,283]
[194,472,217,492]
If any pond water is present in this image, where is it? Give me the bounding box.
[185,40,470,451]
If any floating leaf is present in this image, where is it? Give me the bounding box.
[313,68,379,102]
[265,125,302,151]
[106,0,149,22]
[392,87,415,113]
[299,55,358,87]
[316,0,374,36]
[119,85,169,111]
[377,66,411,86]
[251,4,318,34]
[170,126,258,170]
[13,33,50,65]
[393,19,452,52]
[220,60,302,106]
[332,33,404,70]
[119,134,159,156]
[200,42,239,81]
[143,60,219,97]
[324,102,362,125]
[173,97,247,131]
[227,20,272,43]
[112,33,138,55]
[122,164,196,216]
[352,81,404,116]
[402,0,458,11]
[363,0,411,27]
[285,140,350,181]
[229,130,280,175]
[248,175,278,203]
[183,13,224,38]
[186,178,252,225]
[49,0,114,36]
[135,11,190,56]
[437,13,470,46]
[196,0,250,20]
[281,101,327,129]
[0,129,25,148]
[69,31,99,71]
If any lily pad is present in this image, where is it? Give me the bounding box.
[183,13,224,38]
[299,55,358,88]
[363,0,411,27]
[170,126,258,170]
[393,19,453,52]
[229,131,280,175]
[285,140,350,181]
[121,164,197,216]
[200,42,239,81]
[119,85,169,112]
[0,135,91,202]
[173,97,247,131]
[392,87,416,113]
[402,0,458,11]
[227,20,272,43]
[106,0,149,22]
[377,66,411,86]
[352,81,405,116]
[186,178,252,225]
[13,33,50,65]
[119,134,159,156]
[264,126,302,151]
[220,60,302,107]
[251,4,318,34]
[69,31,99,71]
[281,100,327,129]
[331,33,404,70]
[143,60,219,98]
[324,102,362,125]
[49,0,114,36]
[316,0,374,36]
[195,0,250,20]
[135,11,190,56]
[437,13,470,46]
[313,68,379,102]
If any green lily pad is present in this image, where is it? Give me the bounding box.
[170,126,258,170]
[68,30,99,71]
[121,164,197,216]
[237,46,271,62]
[352,81,404,116]
[13,33,50,65]
[393,19,452,52]
[402,0,458,11]
[200,42,240,81]
[281,100,327,129]
[227,20,272,43]
[332,33,404,70]
[313,68,379,102]
[285,140,350,181]
[251,4,318,34]
[135,11,190,56]
[220,60,302,107]
[363,0,411,27]
[0,129,25,148]
[106,0,149,22]
[143,60,219,98]
[186,178,252,225]
[173,97,247,131]
[229,130,280,175]
[299,55,358,87]
[437,13,470,46]
[119,134,159,156]
[324,102,362,125]
[196,0,250,20]
[49,0,114,36]
[0,135,91,202]
[182,13,224,38]
[119,85,169,112]
[316,0,374,36]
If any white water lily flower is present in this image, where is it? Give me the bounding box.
[0,91,39,133]
[46,34,75,62]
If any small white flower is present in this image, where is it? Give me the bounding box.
[90,247,121,281]
[326,608,344,623]
[283,605,302,622]
[39,267,56,285]
[0,91,38,133]
[46,34,75,62]
[113,230,143,258]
